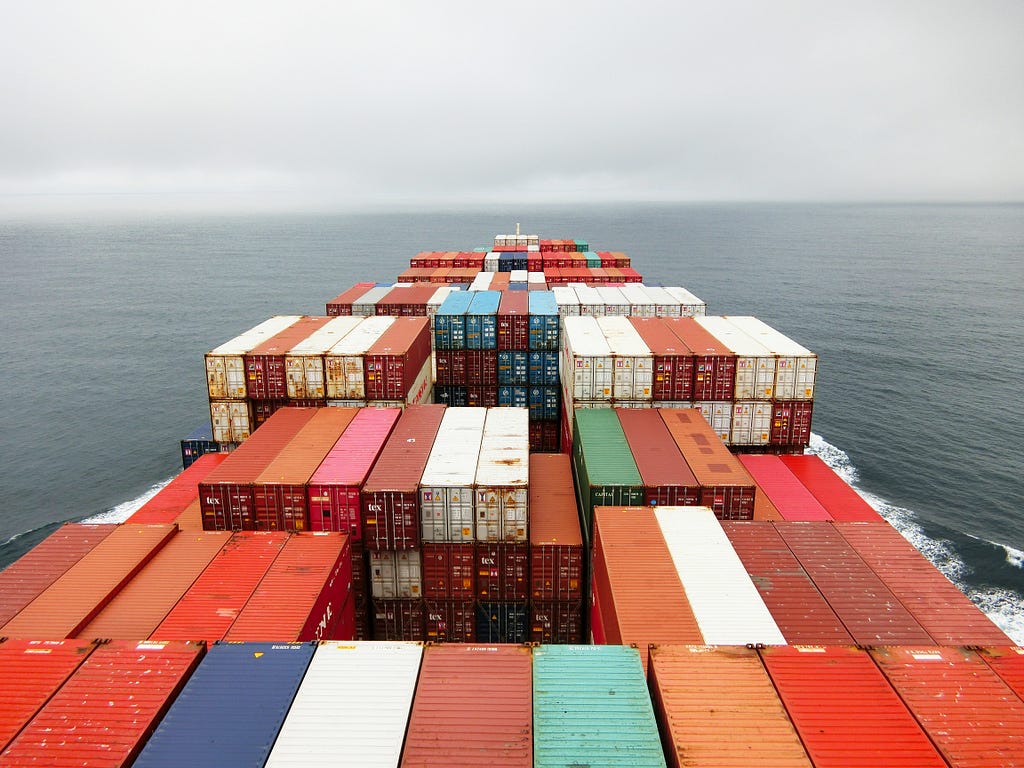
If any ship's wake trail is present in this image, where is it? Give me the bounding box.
[809,433,1024,644]
[82,478,174,525]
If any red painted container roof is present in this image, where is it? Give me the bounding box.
[978,646,1024,700]
[738,454,832,521]
[401,645,533,767]
[627,316,693,355]
[778,455,884,522]
[326,282,375,306]
[528,453,582,547]
[617,407,699,488]
[498,290,529,315]
[127,453,229,525]
[247,315,332,356]
[203,407,320,483]
[664,316,731,356]
[309,407,402,485]
[255,408,359,486]
[361,405,446,494]
[658,408,754,487]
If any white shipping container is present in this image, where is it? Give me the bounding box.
[370,550,422,599]
[420,408,487,543]
[475,408,530,543]
[324,316,395,399]
[639,286,683,317]
[596,287,631,316]
[351,286,393,317]
[618,284,656,317]
[724,315,818,400]
[695,315,776,400]
[730,400,772,446]
[284,316,363,399]
[572,284,605,316]
[205,315,302,399]
[469,273,493,292]
[265,642,422,768]
[596,316,653,400]
[510,269,528,283]
[664,286,707,316]
[693,401,732,442]
[527,244,540,252]
[551,286,581,317]
[484,253,500,273]
[209,400,252,443]
[560,316,613,401]
[655,506,786,645]
[527,272,546,285]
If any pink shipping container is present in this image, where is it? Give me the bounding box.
[778,454,884,521]
[401,645,532,767]
[665,317,736,400]
[245,316,333,400]
[475,542,529,601]
[421,542,476,599]
[0,640,203,768]
[307,407,402,535]
[529,454,583,601]
[737,454,832,520]
[127,454,229,525]
[372,598,425,640]
[628,317,695,400]
[497,291,530,350]
[423,598,476,642]
[326,282,376,315]
[364,317,432,400]
[618,408,700,506]
[361,405,446,550]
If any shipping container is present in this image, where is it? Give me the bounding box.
[597,315,654,400]
[627,317,694,400]
[551,286,580,316]
[778,454,884,521]
[722,521,855,644]
[433,291,475,350]
[307,407,401,535]
[978,646,1024,700]
[497,349,528,385]
[423,598,475,642]
[127,454,228,525]
[133,642,315,768]
[402,645,531,767]
[209,398,254,442]
[617,408,700,506]
[282,315,363,399]
[351,285,394,316]
[245,316,333,400]
[206,315,301,400]
[365,317,432,400]
[373,598,425,640]
[725,315,817,399]
[596,286,630,315]
[528,291,560,350]
[648,644,810,768]
[728,399,773,446]
[527,350,559,386]
[738,454,832,520]
[325,281,376,315]
[529,600,583,644]
[421,542,475,599]
[464,290,500,350]
[475,542,529,601]
[663,286,706,315]
[375,284,439,316]
[561,316,614,402]
[180,421,224,468]
[3,640,203,768]
[426,285,456,318]
[150,531,288,643]
[533,645,666,768]
[693,314,776,399]
[640,286,683,317]
[665,317,736,400]
[769,399,814,447]
[474,601,528,643]
[435,348,467,385]
[572,409,645,540]
[464,349,497,386]
[474,408,530,542]
[0,523,176,639]
[529,453,583,601]
[760,645,948,768]
[497,291,530,350]
[370,549,422,599]
[324,315,395,400]
[420,407,486,543]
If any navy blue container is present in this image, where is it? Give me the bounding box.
[529,386,561,422]
[528,351,559,386]
[498,385,529,409]
[133,642,315,768]
[434,385,469,407]
[475,602,528,643]
[497,350,529,385]
[180,422,221,469]
[466,291,500,350]
[528,292,560,351]
[434,292,474,350]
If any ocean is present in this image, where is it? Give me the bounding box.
[2,202,1022,641]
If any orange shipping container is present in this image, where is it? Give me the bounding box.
[529,453,583,602]
[127,453,229,525]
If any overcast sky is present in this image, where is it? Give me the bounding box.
[2,1,1022,212]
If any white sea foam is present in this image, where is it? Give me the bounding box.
[809,433,1024,645]
[81,478,174,525]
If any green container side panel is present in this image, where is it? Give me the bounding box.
[572,409,645,540]
[533,645,667,768]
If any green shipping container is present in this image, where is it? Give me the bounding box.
[533,645,666,768]
[572,408,644,542]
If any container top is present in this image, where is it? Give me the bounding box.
[596,315,652,356]
[366,316,429,356]
[361,404,447,494]
[421,407,487,487]
[286,316,363,356]
[207,315,302,356]
[309,407,402,485]
[528,290,558,315]
[437,291,475,316]
[694,315,775,358]
[467,290,501,315]
[726,315,816,357]
[327,315,395,355]
[562,315,613,357]
[247,316,333,356]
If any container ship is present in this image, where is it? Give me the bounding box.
[1,230,1022,766]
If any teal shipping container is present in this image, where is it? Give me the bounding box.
[532,645,666,768]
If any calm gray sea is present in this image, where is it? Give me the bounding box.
[1,203,1022,638]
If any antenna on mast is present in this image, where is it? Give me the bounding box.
[516,222,521,236]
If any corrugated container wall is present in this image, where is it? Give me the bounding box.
[206,315,301,400]
[529,453,583,602]
[474,407,530,542]
[324,316,396,400]
[419,407,487,543]
[571,409,644,541]
[284,315,363,399]
[245,316,333,400]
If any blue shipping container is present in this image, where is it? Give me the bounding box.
[528,351,559,386]
[498,350,529,385]
[466,291,500,350]
[528,292,560,351]
[475,602,528,643]
[180,422,221,469]
[434,292,474,351]
[529,386,560,422]
[498,386,529,409]
[434,385,469,407]
[134,642,316,768]
[509,282,529,291]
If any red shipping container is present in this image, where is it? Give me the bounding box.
[778,455,884,522]
[435,349,466,386]
[423,599,476,643]
[528,420,560,453]
[871,646,1024,767]
[722,521,853,644]
[372,598,424,641]
[475,542,529,601]
[0,524,176,640]
[665,317,736,400]
[978,646,1024,700]
[589,571,606,644]
[150,531,288,643]
[307,407,402,535]
[770,400,814,447]
[364,317,431,400]
[775,522,934,645]
[837,521,1010,645]
[738,454,832,521]
[127,454,229,525]
[245,316,333,400]
[361,404,446,550]
[200,407,319,530]
[225,532,352,642]
[401,645,531,766]
[530,600,583,644]
[760,645,948,768]
[464,349,498,386]
[0,524,115,627]
[421,542,475,599]
[0,639,97,753]
[325,282,375,315]
[253,408,359,531]
[497,291,530,350]
[628,317,695,400]
[0,640,202,768]
[529,454,583,601]
[375,284,436,316]
[617,408,700,506]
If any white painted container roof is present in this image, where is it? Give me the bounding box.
[327,315,395,355]
[208,315,302,356]
[694,315,775,358]
[725,316,815,357]
[618,284,656,307]
[596,286,630,309]
[351,286,393,309]
[287,316,364,355]
[476,408,529,488]
[510,269,529,282]
[552,286,581,311]
[427,286,457,310]
[572,284,604,311]
[639,285,679,306]
[562,316,613,357]
[595,315,652,357]
[420,407,487,487]
[664,286,706,306]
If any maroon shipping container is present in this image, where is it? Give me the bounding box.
[0,524,115,627]
[364,317,431,400]
[127,454,229,525]
[475,542,530,601]
[770,400,814,447]
[421,542,475,599]
[401,645,532,766]
[423,599,476,643]
[665,317,736,400]
[307,407,402,536]
[200,407,319,531]
[253,408,359,531]
[466,386,499,407]
[528,420,560,453]
[530,600,584,644]
[628,317,695,400]
[0,639,97,753]
[760,645,947,768]
[722,521,854,645]
[778,455,884,522]
[870,646,1024,767]
[617,408,700,506]
[497,291,530,350]
[774,522,934,645]
[375,284,437,316]
[837,521,1010,645]
[372,598,424,641]
[0,640,203,768]
[326,282,375,315]
[362,404,447,550]
[978,646,1024,700]
[434,349,466,386]
[245,316,333,400]
[529,454,583,602]
[737,454,832,521]
[465,350,498,386]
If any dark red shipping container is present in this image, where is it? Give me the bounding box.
[617,408,700,506]
[326,282,375,315]
[375,284,437,316]
[423,598,476,643]
[837,521,1010,645]
[528,419,560,453]
[770,400,814,447]
[737,454,832,521]
[421,542,475,599]
[978,646,1024,700]
[475,542,529,601]
[529,454,583,601]
[665,317,736,400]
[127,453,229,525]
[364,317,431,401]
[778,454,883,521]
[245,316,333,400]
[434,349,466,385]
[464,349,498,386]
[628,317,695,400]
[466,385,499,407]
[722,521,854,644]
[307,407,402,535]
[0,639,97,753]
[497,291,530,350]
[361,405,446,550]
[0,524,115,627]
[775,522,934,645]
[530,600,584,644]
[0,640,203,768]
[372,598,425,641]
